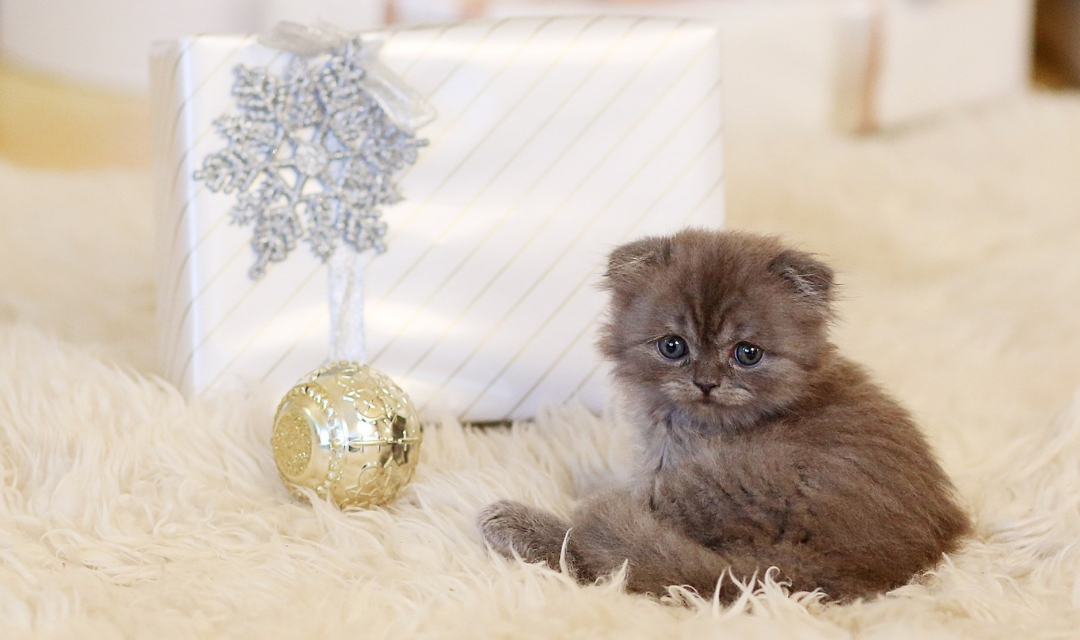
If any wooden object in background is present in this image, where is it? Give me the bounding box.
[1036,0,1080,86]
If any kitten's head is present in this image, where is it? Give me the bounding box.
[599,229,835,431]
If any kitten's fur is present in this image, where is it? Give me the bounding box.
[479,229,970,601]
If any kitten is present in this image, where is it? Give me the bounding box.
[479,229,970,601]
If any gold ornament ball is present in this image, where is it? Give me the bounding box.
[270,361,423,508]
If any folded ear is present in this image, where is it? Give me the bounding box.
[603,236,672,289]
[768,249,834,306]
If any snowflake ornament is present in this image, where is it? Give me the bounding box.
[195,38,427,279]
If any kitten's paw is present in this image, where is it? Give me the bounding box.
[478,500,570,568]
[478,500,529,557]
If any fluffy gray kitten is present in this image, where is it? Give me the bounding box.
[479,229,970,601]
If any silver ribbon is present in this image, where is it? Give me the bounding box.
[260,21,437,133]
[327,247,367,364]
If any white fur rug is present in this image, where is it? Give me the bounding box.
[2,90,1080,638]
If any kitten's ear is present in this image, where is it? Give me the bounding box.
[603,236,672,288]
[768,249,834,305]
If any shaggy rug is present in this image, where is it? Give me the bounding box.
[1,89,1080,638]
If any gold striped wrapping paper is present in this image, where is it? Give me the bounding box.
[150,16,725,422]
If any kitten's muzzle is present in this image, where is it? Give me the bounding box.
[694,381,717,395]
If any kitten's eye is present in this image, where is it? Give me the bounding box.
[657,335,688,360]
[733,342,764,366]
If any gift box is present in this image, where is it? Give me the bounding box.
[392,0,1033,132]
[151,17,725,422]
[833,0,1034,131]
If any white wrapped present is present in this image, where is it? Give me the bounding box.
[833,0,1033,131]
[150,17,725,422]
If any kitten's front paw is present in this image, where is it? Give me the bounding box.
[478,500,570,568]
[478,500,529,557]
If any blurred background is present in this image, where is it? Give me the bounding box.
[0,0,1077,170]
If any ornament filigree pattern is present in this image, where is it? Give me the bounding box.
[195,39,427,279]
[271,362,422,508]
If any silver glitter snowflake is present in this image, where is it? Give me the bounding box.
[195,38,427,279]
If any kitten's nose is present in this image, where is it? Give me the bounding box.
[695,381,717,395]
